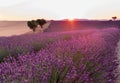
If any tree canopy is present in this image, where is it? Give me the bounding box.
[27,20,38,32]
[27,19,47,32]
[36,19,47,28]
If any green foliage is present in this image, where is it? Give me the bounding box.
[33,38,55,52]
[62,35,72,41]
[10,47,29,56]
[27,18,47,31]
[36,19,47,28]
[0,47,29,62]
[0,49,9,62]
[32,42,46,52]
[72,52,82,63]
[27,20,38,32]
[46,38,55,44]
[112,16,117,21]
[48,66,70,83]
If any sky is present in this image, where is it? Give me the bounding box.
[0,0,120,20]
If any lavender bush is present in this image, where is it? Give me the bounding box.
[0,28,120,83]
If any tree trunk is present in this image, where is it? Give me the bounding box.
[40,25,43,28]
[33,28,36,32]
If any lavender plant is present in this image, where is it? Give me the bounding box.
[0,28,120,83]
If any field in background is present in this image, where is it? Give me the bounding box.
[0,21,30,36]
[0,20,120,36]
[45,20,120,32]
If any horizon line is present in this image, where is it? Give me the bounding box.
[0,18,119,21]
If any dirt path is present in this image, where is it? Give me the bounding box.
[42,21,51,31]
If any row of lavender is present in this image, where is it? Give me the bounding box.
[0,29,99,62]
[0,28,120,83]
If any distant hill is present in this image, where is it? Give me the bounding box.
[62,18,89,21]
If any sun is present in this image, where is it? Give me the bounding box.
[68,18,74,21]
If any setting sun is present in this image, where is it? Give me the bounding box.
[68,18,74,21]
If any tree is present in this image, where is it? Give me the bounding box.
[27,20,38,32]
[112,16,117,21]
[36,19,47,28]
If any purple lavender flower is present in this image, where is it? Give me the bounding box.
[0,28,119,83]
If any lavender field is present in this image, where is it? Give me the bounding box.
[0,28,120,83]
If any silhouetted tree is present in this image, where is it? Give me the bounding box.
[36,19,47,28]
[27,20,38,32]
[112,16,117,21]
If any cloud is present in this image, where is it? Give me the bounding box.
[0,0,29,7]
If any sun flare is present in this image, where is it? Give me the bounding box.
[68,18,74,21]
